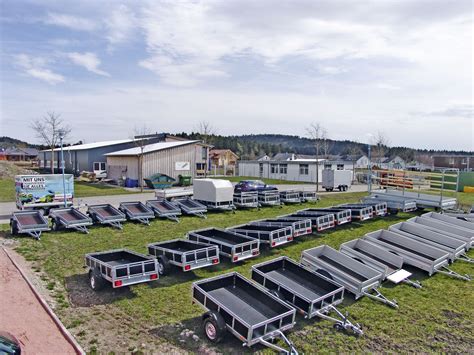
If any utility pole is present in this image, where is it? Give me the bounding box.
[367,144,372,193]
[58,129,67,207]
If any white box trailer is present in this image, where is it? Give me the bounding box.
[193,179,235,211]
[322,170,352,192]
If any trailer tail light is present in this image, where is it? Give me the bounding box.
[114,280,123,287]
[317,227,321,232]
[271,241,276,247]
[184,265,191,271]
[252,250,259,256]
[212,259,219,264]
[287,236,293,241]
[149,274,158,280]
[233,256,239,262]
[307,228,312,233]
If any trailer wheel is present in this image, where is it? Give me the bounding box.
[52,220,61,231]
[157,255,170,276]
[316,269,333,280]
[89,269,105,291]
[10,221,18,235]
[333,323,344,332]
[202,311,226,343]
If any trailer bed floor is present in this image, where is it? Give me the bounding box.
[16,214,45,225]
[208,286,279,325]
[354,247,399,273]
[108,259,136,267]
[266,269,329,299]
[319,255,368,282]
[378,239,437,261]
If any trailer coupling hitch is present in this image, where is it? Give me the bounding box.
[364,289,398,308]
[402,278,422,289]
[323,306,364,336]
[440,266,471,281]
[259,330,299,355]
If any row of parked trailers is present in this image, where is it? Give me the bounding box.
[192,211,473,354]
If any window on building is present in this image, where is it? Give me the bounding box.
[202,147,207,160]
[271,164,278,174]
[449,157,455,165]
[461,158,467,165]
[93,162,106,171]
[324,163,332,170]
[279,164,288,174]
[337,164,344,170]
[299,164,309,175]
[196,163,206,170]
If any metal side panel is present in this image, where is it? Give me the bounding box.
[422,212,474,231]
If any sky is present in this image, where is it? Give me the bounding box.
[1,0,473,151]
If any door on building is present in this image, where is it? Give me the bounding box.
[259,163,263,177]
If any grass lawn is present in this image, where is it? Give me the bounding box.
[3,191,473,353]
[0,178,15,202]
[210,175,310,185]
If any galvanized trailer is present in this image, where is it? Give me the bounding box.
[339,239,421,288]
[85,249,158,290]
[146,199,181,222]
[87,204,126,230]
[228,224,294,248]
[422,212,474,232]
[148,239,219,275]
[233,191,259,209]
[379,189,457,210]
[251,218,312,238]
[299,191,318,202]
[445,212,474,223]
[155,186,193,200]
[298,208,351,225]
[283,212,335,232]
[49,207,93,234]
[192,272,298,354]
[389,222,470,263]
[187,228,260,262]
[258,190,281,206]
[364,230,470,281]
[10,211,50,240]
[409,216,474,248]
[363,195,417,213]
[119,201,155,225]
[336,204,374,221]
[300,245,397,307]
[356,201,388,216]
[251,257,363,335]
[174,197,208,218]
[279,191,301,204]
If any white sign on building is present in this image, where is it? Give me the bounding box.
[175,161,191,171]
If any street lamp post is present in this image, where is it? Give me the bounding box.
[58,129,67,207]
[367,144,372,193]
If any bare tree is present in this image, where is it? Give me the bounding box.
[346,142,363,181]
[371,131,391,167]
[306,122,327,191]
[31,112,71,173]
[132,125,153,192]
[321,128,334,158]
[196,120,215,177]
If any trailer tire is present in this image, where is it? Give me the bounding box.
[316,268,333,280]
[89,269,105,291]
[10,221,18,235]
[202,311,226,343]
[52,219,61,231]
[157,255,170,276]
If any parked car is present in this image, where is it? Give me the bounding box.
[234,180,277,193]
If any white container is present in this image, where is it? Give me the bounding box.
[322,170,352,191]
[194,179,234,203]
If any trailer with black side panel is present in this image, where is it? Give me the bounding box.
[284,212,335,232]
[258,190,281,207]
[298,208,352,225]
[336,204,374,221]
[227,224,294,248]
[299,191,318,202]
[251,218,313,238]
[233,191,259,209]
[279,190,301,204]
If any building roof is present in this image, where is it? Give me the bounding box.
[43,139,135,152]
[272,152,295,161]
[339,154,366,161]
[105,140,199,156]
[209,149,239,158]
[1,147,38,156]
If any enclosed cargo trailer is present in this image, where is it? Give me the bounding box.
[193,179,235,211]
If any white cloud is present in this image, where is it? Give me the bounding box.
[67,52,110,76]
[44,12,98,31]
[105,4,137,47]
[15,54,64,84]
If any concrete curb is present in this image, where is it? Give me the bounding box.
[2,247,85,355]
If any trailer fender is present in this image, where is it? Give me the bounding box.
[202,311,226,343]
[10,220,18,235]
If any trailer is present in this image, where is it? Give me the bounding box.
[299,191,318,202]
[49,207,93,233]
[174,197,208,218]
[146,199,181,222]
[192,272,298,354]
[279,191,301,204]
[322,170,352,192]
[298,208,351,225]
[409,216,474,248]
[339,239,421,288]
[363,230,470,281]
[148,239,219,275]
[228,224,294,248]
[251,218,312,237]
[10,211,50,240]
[283,213,335,232]
[258,190,281,206]
[251,257,363,335]
[85,249,158,290]
[300,245,397,307]
[155,186,193,200]
[194,179,235,211]
[389,222,470,263]
[233,191,259,209]
[445,212,474,223]
[87,204,126,230]
[378,189,457,210]
[337,204,374,221]
[356,201,388,216]
[422,212,474,232]
[119,202,155,225]
[187,228,260,262]
[363,195,417,213]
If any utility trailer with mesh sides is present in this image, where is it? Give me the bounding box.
[279,191,301,204]
[228,224,294,248]
[192,272,298,354]
[389,222,470,263]
[298,208,351,226]
[174,197,208,218]
[340,239,421,288]
[363,195,417,213]
[233,191,259,209]
[409,216,474,248]
[119,201,155,225]
[10,211,50,240]
[85,249,159,291]
[379,189,457,210]
[187,228,260,262]
[258,190,281,207]
[300,245,397,307]
[87,204,126,230]
[146,199,181,222]
[336,204,374,221]
[148,239,219,275]
[299,191,318,202]
[364,230,470,281]
[422,212,474,232]
[251,257,363,335]
[251,218,312,238]
[283,213,335,232]
[49,207,93,234]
